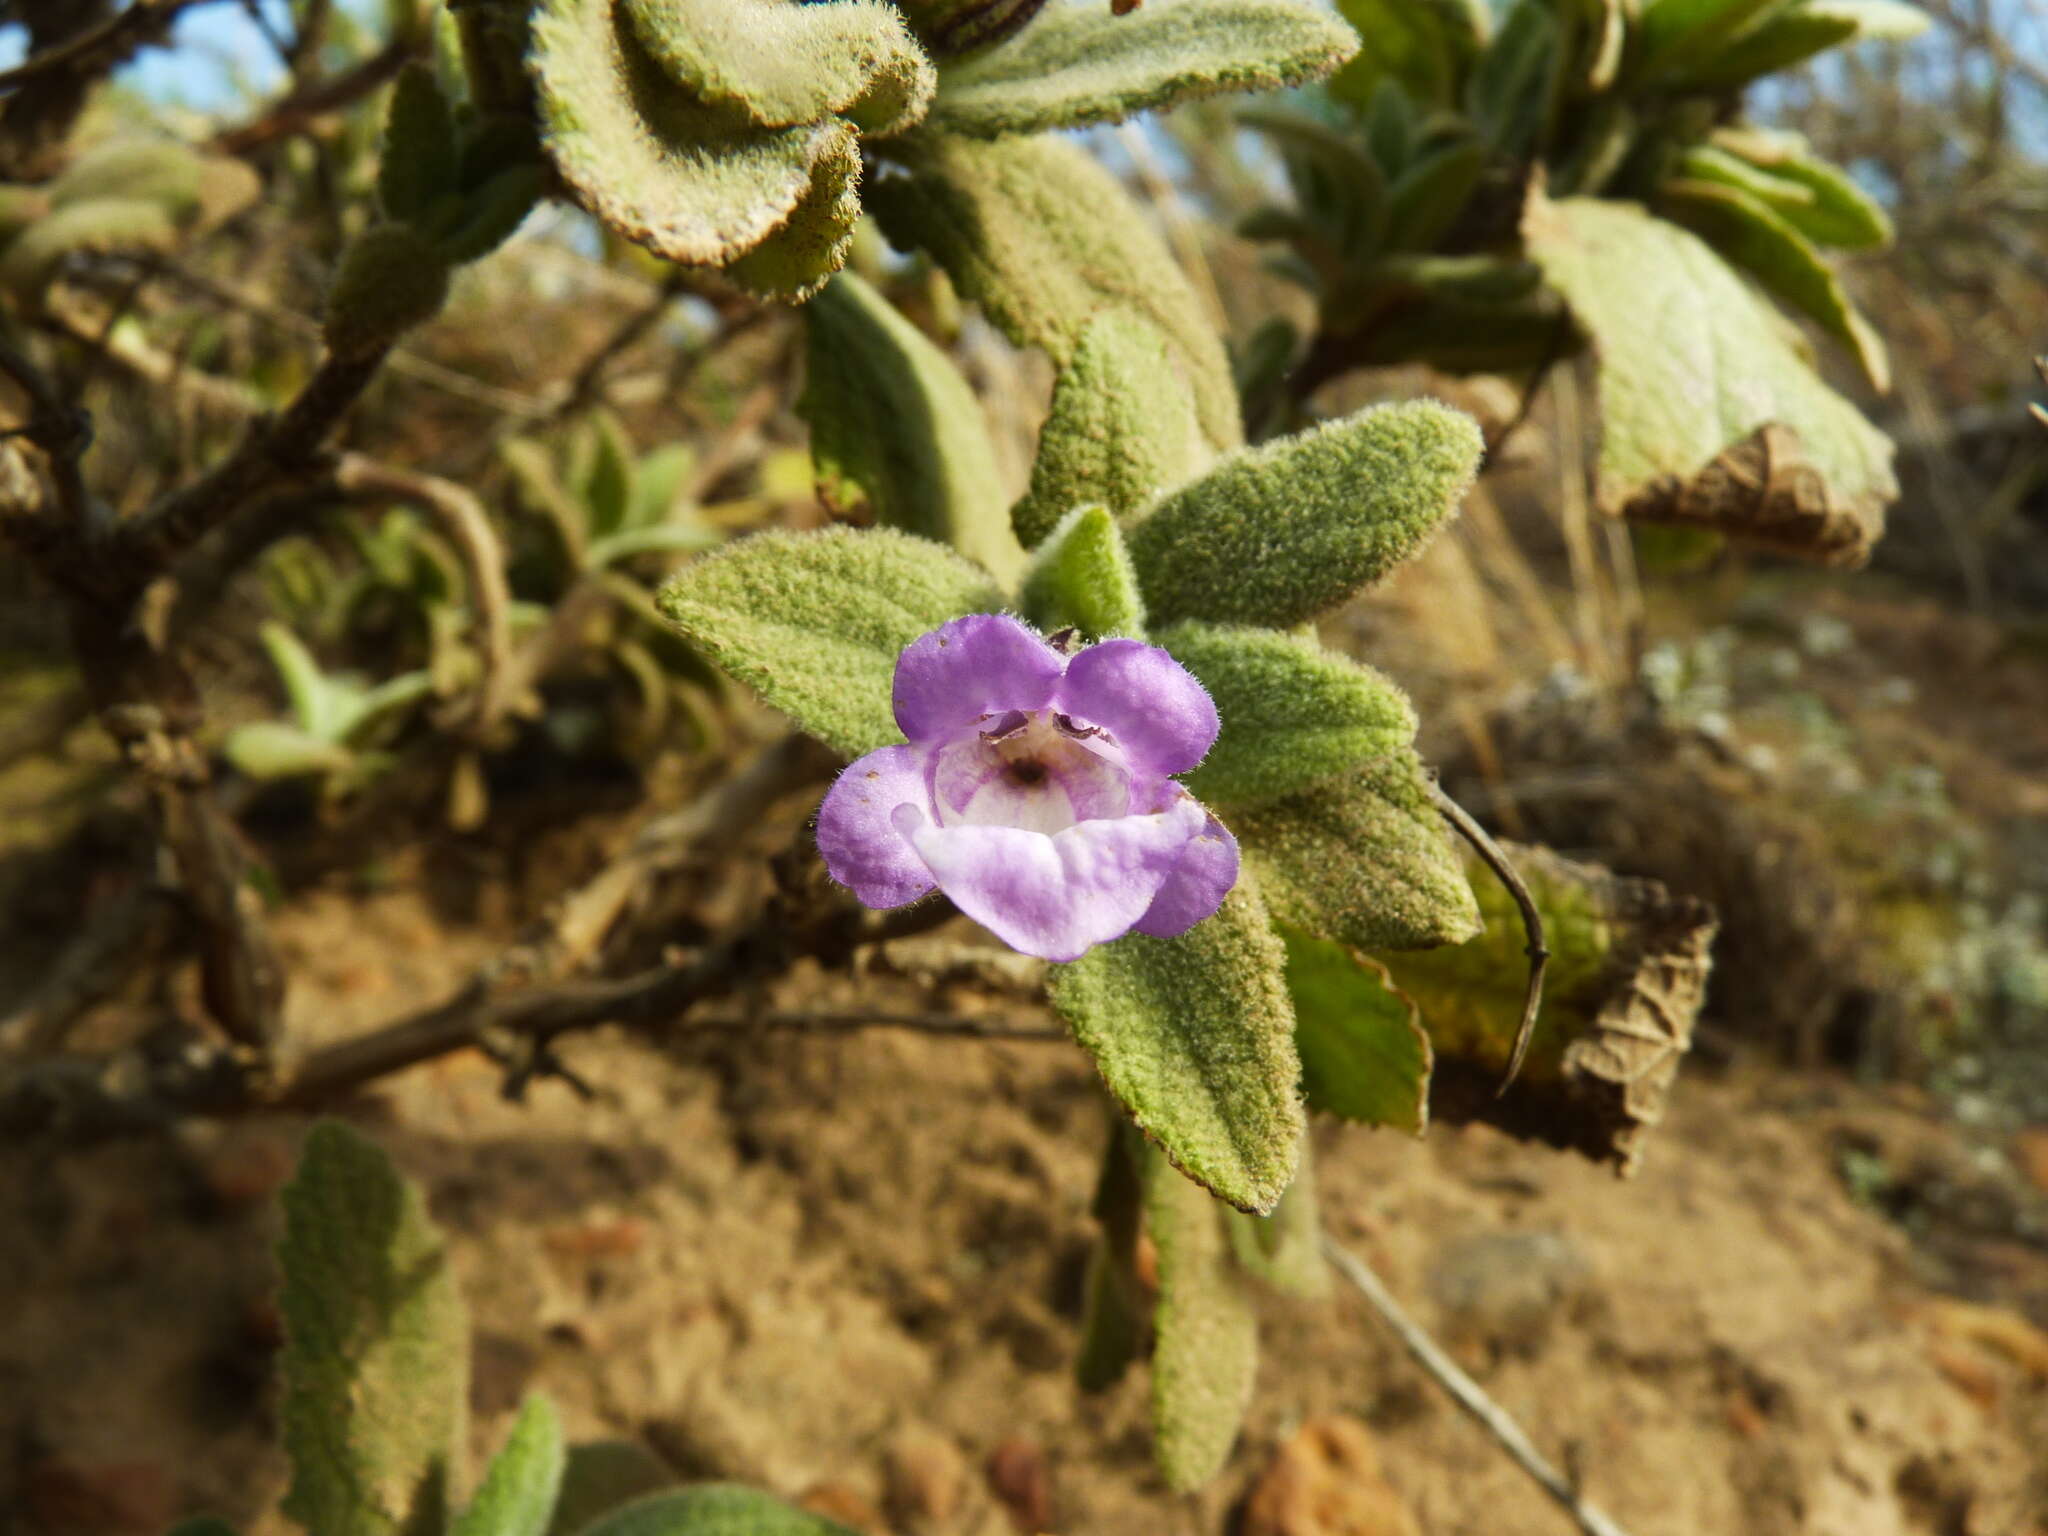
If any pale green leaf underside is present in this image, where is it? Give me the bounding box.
[1126,401,1482,629]
[1011,307,1207,549]
[1524,194,1896,558]
[453,1394,567,1536]
[1049,884,1304,1215]
[575,1485,863,1536]
[1018,504,1147,640]
[654,526,1003,758]
[621,0,931,134]
[1283,925,1432,1133]
[279,1123,469,1536]
[1160,621,1416,807]
[927,0,1356,137]
[530,0,860,292]
[870,133,1242,450]
[800,271,1025,583]
[1144,1143,1260,1491]
[1660,177,1889,390]
[1232,749,1481,952]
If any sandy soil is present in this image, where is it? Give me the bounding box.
[5,863,2046,1536]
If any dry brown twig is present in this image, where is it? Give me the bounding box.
[1323,1236,1639,1536]
[1430,781,1550,1091]
[329,453,517,737]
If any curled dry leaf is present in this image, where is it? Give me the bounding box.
[1384,842,1718,1172]
[1617,419,1878,567]
[1524,191,1897,568]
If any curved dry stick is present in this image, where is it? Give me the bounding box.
[1429,780,1550,1092]
[1323,1235,1640,1536]
[331,453,516,737]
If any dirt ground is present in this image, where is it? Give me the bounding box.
[5,874,2047,1536]
[5,551,2048,1536]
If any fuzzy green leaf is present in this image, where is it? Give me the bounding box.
[543,1445,676,1536]
[1019,505,1147,640]
[870,133,1241,449]
[1283,925,1432,1132]
[1232,749,1481,951]
[429,162,544,264]
[1124,402,1481,629]
[1660,177,1888,390]
[573,1487,862,1536]
[453,1394,566,1536]
[1225,1134,1329,1297]
[1634,0,1784,80]
[719,137,865,300]
[530,0,861,293]
[324,224,452,359]
[584,412,638,542]
[48,139,207,219]
[1382,137,1485,253]
[654,527,1003,757]
[1465,0,1559,157]
[380,63,461,222]
[1329,0,1489,107]
[223,721,357,781]
[1144,1143,1260,1492]
[1524,193,1896,565]
[0,197,177,300]
[1160,622,1415,808]
[620,0,931,134]
[1239,104,1389,261]
[800,271,1025,583]
[164,1522,239,1536]
[1676,0,1926,86]
[279,1122,469,1536]
[925,0,1355,138]
[1709,128,1891,249]
[1049,885,1304,1215]
[1011,308,1207,548]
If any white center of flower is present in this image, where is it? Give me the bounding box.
[928,711,1131,834]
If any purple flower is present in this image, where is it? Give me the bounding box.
[816,614,1240,961]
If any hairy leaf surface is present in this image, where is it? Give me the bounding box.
[801,272,1024,582]
[926,0,1355,137]
[278,1123,469,1536]
[1144,1143,1260,1491]
[1050,885,1304,1215]
[1125,402,1481,629]
[1161,623,1415,807]
[1232,749,1481,951]
[656,528,1004,757]
[870,134,1240,448]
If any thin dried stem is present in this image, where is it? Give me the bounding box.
[1429,781,1549,1091]
[1323,1235,1640,1536]
[330,453,517,736]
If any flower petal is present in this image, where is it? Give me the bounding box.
[892,613,1064,741]
[1057,637,1218,776]
[1133,801,1240,938]
[816,744,936,908]
[896,794,1206,961]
